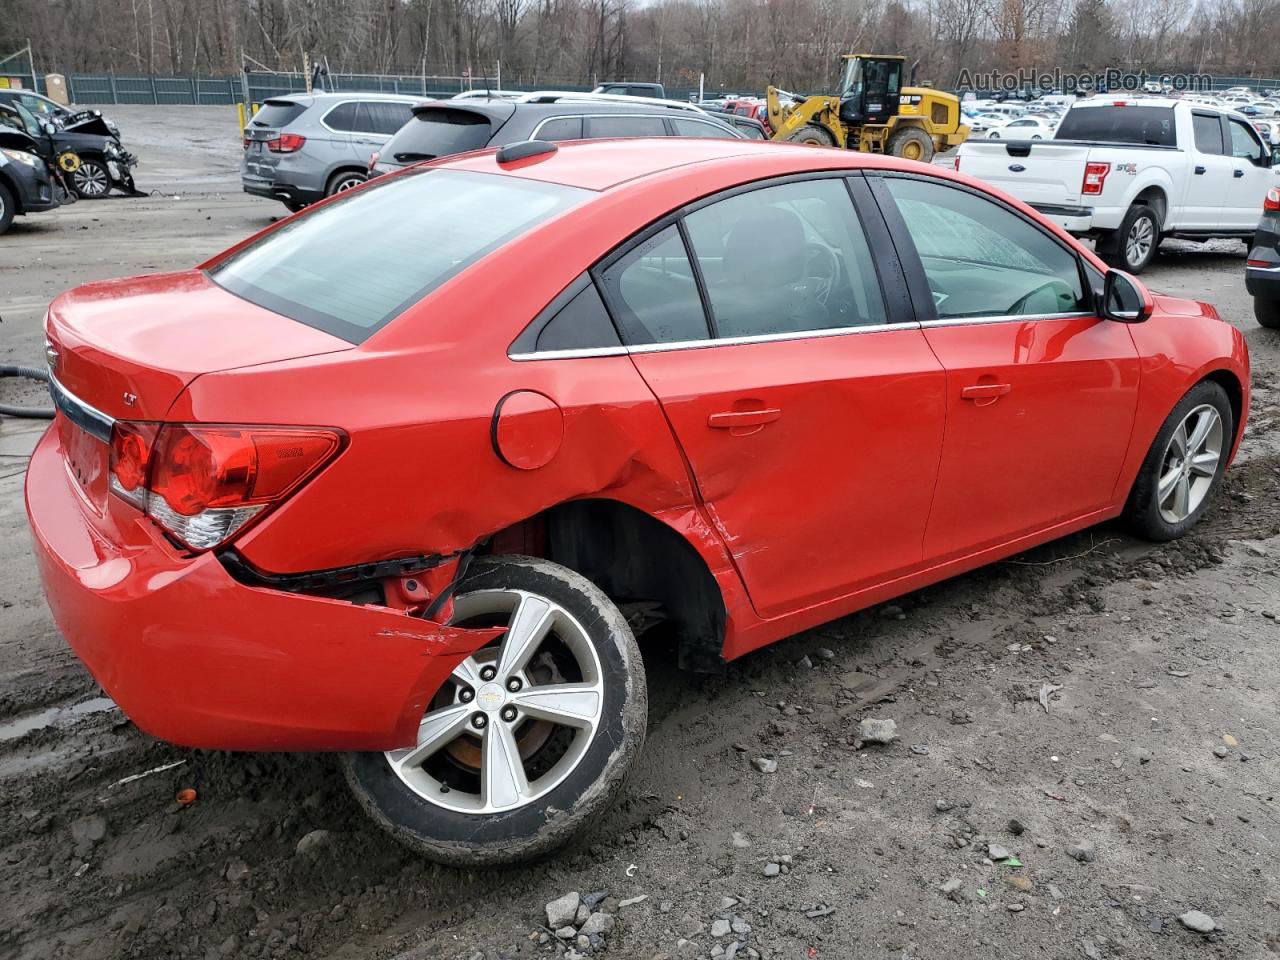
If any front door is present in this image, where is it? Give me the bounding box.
[870,173,1141,562]
[1224,114,1278,230]
[596,177,947,618]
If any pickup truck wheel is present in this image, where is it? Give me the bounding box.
[0,182,14,235]
[343,555,647,866]
[887,127,935,162]
[1123,380,1231,542]
[1108,205,1159,273]
[1254,297,1280,329]
[785,124,836,147]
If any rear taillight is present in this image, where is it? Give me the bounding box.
[242,137,250,150]
[109,422,343,550]
[266,133,306,153]
[1082,161,1110,195]
[1265,187,1280,212]
[953,155,961,171]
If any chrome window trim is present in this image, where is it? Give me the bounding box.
[508,311,1099,360]
[919,310,1094,328]
[49,376,114,443]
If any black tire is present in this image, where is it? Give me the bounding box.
[325,170,366,197]
[344,555,647,866]
[1123,380,1233,541]
[887,126,935,163]
[0,181,14,235]
[785,124,836,147]
[282,199,306,213]
[1254,297,1280,329]
[1105,205,1160,274]
[71,158,111,199]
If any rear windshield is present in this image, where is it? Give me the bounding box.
[1054,105,1175,146]
[251,100,307,129]
[384,108,492,163]
[209,169,586,343]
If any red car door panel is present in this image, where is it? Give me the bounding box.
[631,331,946,618]
[921,316,1140,560]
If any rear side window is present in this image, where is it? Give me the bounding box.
[323,102,359,131]
[535,283,621,351]
[535,117,584,141]
[671,117,739,139]
[585,115,668,138]
[597,225,709,344]
[384,108,492,161]
[209,170,587,343]
[1193,113,1225,154]
[1054,106,1175,146]
[365,101,414,135]
[251,100,306,128]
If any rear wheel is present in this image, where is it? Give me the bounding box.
[0,182,13,235]
[1254,297,1280,329]
[344,555,647,866]
[785,124,836,147]
[326,170,366,196]
[1105,204,1159,274]
[1123,380,1232,541]
[282,199,306,213]
[886,126,935,163]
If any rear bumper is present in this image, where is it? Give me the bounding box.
[1246,262,1280,301]
[1029,203,1096,234]
[25,422,489,752]
[241,175,323,207]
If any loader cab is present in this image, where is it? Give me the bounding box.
[838,55,904,127]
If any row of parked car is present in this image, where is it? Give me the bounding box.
[240,88,769,212]
[0,87,142,234]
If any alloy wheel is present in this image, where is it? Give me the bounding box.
[333,175,364,194]
[73,161,109,197]
[1126,215,1155,268]
[384,589,604,814]
[1156,403,1223,523]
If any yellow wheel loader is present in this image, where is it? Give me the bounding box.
[767,54,969,163]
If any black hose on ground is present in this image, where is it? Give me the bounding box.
[0,364,55,419]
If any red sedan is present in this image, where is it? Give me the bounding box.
[27,138,1248,865]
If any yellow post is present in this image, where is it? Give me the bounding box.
[236,102,246,132]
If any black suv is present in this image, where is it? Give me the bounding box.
[0,110,59,234]
[1247,186,1280,328]
[370,94,743,175]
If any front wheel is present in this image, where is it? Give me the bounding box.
[1254,297,1280,329]
[344,555,647,866]
[784,124,836,147]
[71,159,110,199]
[1123,380,1232,541]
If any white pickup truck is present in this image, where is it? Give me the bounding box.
[955,98,1280,272]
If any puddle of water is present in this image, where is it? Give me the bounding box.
[0,696,118,742]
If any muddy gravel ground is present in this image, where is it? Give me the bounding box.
[2,106,1280,960]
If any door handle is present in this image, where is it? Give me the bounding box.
[1235,169,1245,178]
[961,383,1011,401]
[708,408,782,429]
[1194,165,1206,175]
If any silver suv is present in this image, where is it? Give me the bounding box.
[241,92,420,211]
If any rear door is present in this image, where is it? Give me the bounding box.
[319,100,360,160]
[349,100,414,166]
[1186,110,1231,227]
[869,172,1141,561]
[1224,114,1276,229]
[599,175,947,618]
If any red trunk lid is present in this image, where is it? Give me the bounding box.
[46,270,351,421]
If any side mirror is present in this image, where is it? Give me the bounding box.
[1102,269,1153,323]
[42,121,56,137]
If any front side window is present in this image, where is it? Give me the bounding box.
[209,169,587,343]
[597,225,709,345]
[883,177,1086,319]
[683,178,887,337]
[1228,118,1266,162]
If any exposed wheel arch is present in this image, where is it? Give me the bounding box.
[1132,186,1168,233]
[487,499,727,671]
[1201,369,1244,451]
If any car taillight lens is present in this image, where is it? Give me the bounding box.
[1265,187,1280,212]
[108,422,343,550]
[1082,161,1110,195]
[266,133,306,153]
[242,137,250,150]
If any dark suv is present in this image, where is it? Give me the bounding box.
[369,94,743,175]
